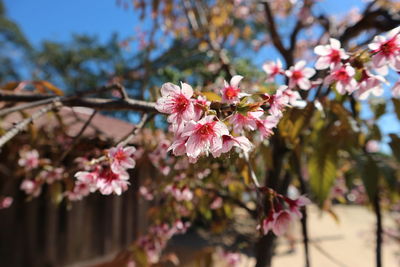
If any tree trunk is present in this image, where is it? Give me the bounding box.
[374,191,382,267]
[255,233,276,267]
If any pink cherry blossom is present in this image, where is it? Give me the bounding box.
[265,85,298,117]
[229,110,263,133]
[74,171,98,192]
[260,212,274,234]
[314,38,349,70]
[366,140,380,153]
[155,82,195,131]
[193,95,210,120]
[325,64,357,94]
[368,26,400,75]
[220,250,241,267]
[262,59,284,81]
[285,60,316,90]
[256,115,279,138]
[210,196,223,209]
[168,134,188,156]
[18,149,40,170]
[0,196,13,209]
[392,81,400,98]
[181,115,229,158]
[354,70,386,100]
[272,210,293,236]
[212,135,253,157]
[220,75,247,104]
[139,186,154,201]
[20,179,42,197]
[96,168,130,195]
[65,181,91,201]
[165,184,193,201]
[39,167,64,184]
[285,195,311,218]
[108,146,136,174]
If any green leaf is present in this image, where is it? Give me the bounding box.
[389,134,400,162]
[358,155,379,203]
[308,146,338,207]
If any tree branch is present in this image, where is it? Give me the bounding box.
[262,1,292,66]
[0,92,158,113]
[0,102,62,149]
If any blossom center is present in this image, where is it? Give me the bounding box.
[291,70,303,80]
[99,169,119,183]
[380,37,398,56]
[173,94,189,113]
[114,150,127,162]
[198,122,215,138]
[329,49,341,63]
[335,69,349,81]
[225,87,239,99]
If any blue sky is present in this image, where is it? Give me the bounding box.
[3,0,400,147]
[4,0,144,45]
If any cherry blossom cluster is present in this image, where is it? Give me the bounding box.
[136,220,190,264]
[18,148,66,197]
[259,194,310,236]
[66,146,138,200]
[316,28,400,98]
[262,27,400,99]
[0,196,13,209]
[164,184,193,202]
[216,248,242,267]
[155,75,301,162]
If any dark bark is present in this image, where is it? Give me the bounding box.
[255,134,289,267]
[373,191,383,267]
[300,207,310,267]
[255,233,276,267]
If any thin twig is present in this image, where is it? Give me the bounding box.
[117,113,153,147]
[0,102,61,149]
[0,96,61,117]
[57,110,98,164]
[243,151,260,188]
[0,93,157,113]
[262,1,292,66]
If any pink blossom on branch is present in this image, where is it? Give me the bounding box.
[181,115,229,159]
[392,81,400,98]
[325,63,358,95]
[354,70,386,100]
[0,196,13,209]
[256,115,279,139]
[262,59,284,82]
[368,26,400,75]
[20,179,42,197]
[96,167,130,195]
[18,149,40,170]
[285,60,316,90]
[108,146,136,174]
[155,82,195,131]
[314,38,349,70]
[220,75,248,104]
[271,210,293,236]
[212,135,253,157]
[229,109,263,133]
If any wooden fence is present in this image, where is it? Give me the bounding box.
[0,162,153,267]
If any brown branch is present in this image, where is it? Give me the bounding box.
[0,92,158,113]
[339,8,400,47]
[117,113,153,147]
[0,96,61,117]
[262,1,292,66]
[57,110,98,164]
[0,102,62,148]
